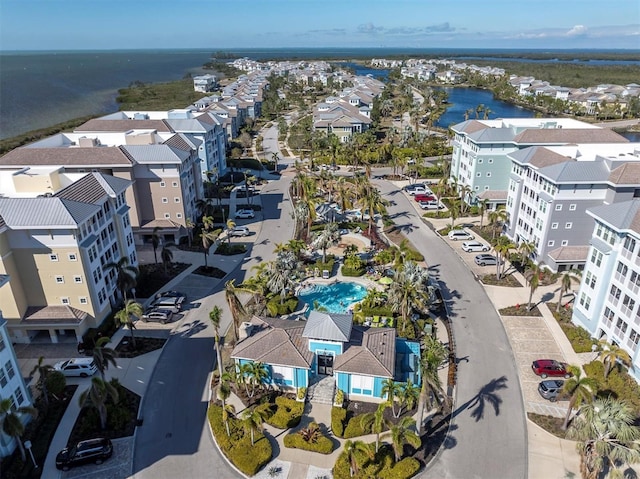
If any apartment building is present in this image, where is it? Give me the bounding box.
[0,168,136,344]
[0,129,203,246]
[193,74,217,93]
[76,108,228,181]
[505,143,640,271]
[0,274,33,458]
[571,200,640,382]
[449,118,628,207]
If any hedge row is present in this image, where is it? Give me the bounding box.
[331,406,347,438]
[333,444,421,479]
[207,404,272,475]
[283,432,334,454]
[266,397,304,429]
[343,412,370,439]
[583,360,640,412]
[559,323,597,353]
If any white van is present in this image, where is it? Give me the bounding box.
[448,229,475,241]
[54,358,98,377]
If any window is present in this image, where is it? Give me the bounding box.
[623,295,636,312]
[630,330,640,346]
[0,334,5,352]
[174,197,181,203]
[603,307,615,326]
[551,223,558,229]
[476,173,481,177]
[486,172,492,177]
[55,276,64,284]
[164,213,171,219]
[14,387,24,406]
[271,365,293,384]
[585,272,597,289]
[176,213,183,219]
[68,253,77,261]
[569,204,577,211]
[0,369,6,388]
[351,375,374,395]
[5,361,15,379]
[160,181,166,187]
[591,250,603,267]
[579,293,591,310]
[488,159,494,163]
[610,285,621,300]
[624,237,636,253]
[162,197,168,204]
[61,297,70,305]
[555,204,562,211]
[565,222,572,229]
[548,240,555,247]
[50,254,58,262]
[79,297,88,305]
[561,240,568,246]
[74,275,82,284]
[172,181,178,187]
[617,262,628,276]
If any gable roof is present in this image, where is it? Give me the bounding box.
[0,146,132,167]
[588,200,640,235]
[302,311,352,342]
[0,197,100,228]
[54,172,131,204]
[514,128,628,145]
[333,326,395,377]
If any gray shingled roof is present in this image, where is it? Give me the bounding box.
[451,120,490,134]
[514,128,628,145]
[0,146,132,167]
[0,197,99,228]
[333,326,396,377]
[23,305,89,324]
[588,200,640,234]
[547,246,590,262]
[468,128,516,143]
[55,173,130,204]
[75,119,173,133]
[608,163,640,185]
[509,146,573,168]
[302,311,353,342]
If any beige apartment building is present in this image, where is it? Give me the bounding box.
[0,129,204,246]
[0,168,136,343]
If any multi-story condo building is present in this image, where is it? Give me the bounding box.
[505,143,640,271]
[0,274,33,457]
[0,129,203,246]
[572,200,640,382]
[0,168,136,344]
[75,108,228,182]
[449,118,628,209]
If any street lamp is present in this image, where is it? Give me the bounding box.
[24,440,38,469]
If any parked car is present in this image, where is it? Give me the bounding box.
[235,209,255,219]
[155,290,186,306]
[232,184,256,192]
[403,183,426,192]
[142,307,174,324]
[151,295,182,313]
[462,241,491,253]
[538,380,565,402]
[474,254,499,266]
[54,358,98,378]
[448,229,474,241]
[414,194,436,202]
[531,359,572,379]
[419,200,444,210]
[407,186,431,196]
[56,438,113,471]
[229,225,250,237]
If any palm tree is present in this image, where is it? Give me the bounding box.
[209,305,224,378]
[185,217,195,248]
[93,336,117,381]
[240,406,268,445]
[448,198,460,228]
[517,240,536,265]
[493,236,515,280]
[30,356,53,407]
[0,398,37,462]
[79,377,119,430]
[488,209,509,240]
[151,226,162,264]
[224,279,250,343]
[381,378,401,417]
[389,416,421,462]
[562,366,597,430]
[160,241,175,275]
[598,341,632,380]
[557,269,582,312]
[196,198,215,217]
[104,257,138,303]
[266,250,299,305]
[221,402,235,437]
[343,440,374,477]
[114,300,143,349]
[478,199,489,229]
[359,185,388,235]
[246,362,269,397]
[397,379,419,417]
[225,218,236,244]
[388,261,432,336]
[567,398,640,479]
[312,222,340,263]
[417,335,448,434]
[360,402,387,452]
[524,263,542,311]
[271,151,279,171]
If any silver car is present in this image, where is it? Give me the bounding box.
[538,380,565,402]
[474,254,499,266]
[142,307,174,324]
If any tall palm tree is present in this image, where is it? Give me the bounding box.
[240,406,268,445]
[79,377,119,430]
[448,198,460,228]
[312,222,340,263]
[196,198,215,217]
[114,300,143,349]
[478,198,489,229]
[93,336,117,381]
[160,241,175,275]
[271,152,279,171]
[30,356,53,407]
[221,402,235,437]
[209,305,224,378]
[151,226,162,264]
[343,440,374,477]
[389,416,421,462]
[224,279,250,343]
[557,269,582,312]
[518,240,536,265]
[359,185,389,235]
[562,366,597,430]
[0,398,37,462]
[185,217,195,248]
[567,398,640,479]
[417,335,448,434]
[225,218,236,244]
[598,341,632,380]
[524,263,542,311]
[388,261,432,336]
[397,379,419,417]
[381,378,401,417]
[493,235,515,280]
[488,209,509,240]
[360,402,388,452]
[266,250,299,305]
[104,257,138,303]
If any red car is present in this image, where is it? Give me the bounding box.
[531,359,572,379]
[414,194,436,202]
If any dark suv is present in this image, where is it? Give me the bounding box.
[56,438,113,470]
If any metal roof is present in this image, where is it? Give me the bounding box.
[302,311,353,342]
[0,197,99,228]
[55,172,131,204]
[588,200,640,234]
[121,144,188,164]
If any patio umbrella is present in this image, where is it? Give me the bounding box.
[378,277,393,285]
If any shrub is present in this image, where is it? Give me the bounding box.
[560,323,597,353]
[266,396,304,429]
[335,389,344,406]
[266,297,299,316]
[297,387,307,401]
[584,360,640,413]
[331,406,347,437]
[207,404,272,475]
[342,266,365,277]
[215,243,247,255]
[343,413,369,438]
[283,422,334,454]
[46,371,67,397]
[333,444,420,479]
[377,457,421,479]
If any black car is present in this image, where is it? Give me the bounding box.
[56,438,113,470]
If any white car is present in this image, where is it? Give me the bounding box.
[229,226,250,237]
[235,209,255,219]
[461,241,491,252]
[448,229,475,241]
[54,358,98,378]
[419,200,443,210]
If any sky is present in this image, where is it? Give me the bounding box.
[1,0,639,51]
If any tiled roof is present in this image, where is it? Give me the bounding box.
[451,120,489,135]
[608,163,640,185]
[514,128,628,144]
[477,190,508,201]
[510,146,574,169]
[0,146,132,167]
[333,326,395,377]
[547,246,591,262]
[23,305,90,324]
[75,119,173,132]
[302,311,352,342]
[54,173,130,204]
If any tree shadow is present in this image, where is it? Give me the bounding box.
[389,223,416,234]
[178,319,208,338]
[453,376,508,422]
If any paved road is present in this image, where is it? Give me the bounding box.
[376,180,527,479]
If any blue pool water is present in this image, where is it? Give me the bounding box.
[299,282,368,314]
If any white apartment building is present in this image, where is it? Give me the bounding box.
[449,118,628,208]
[572,200,640,382]
[0,168,137,343]
[505,143,640,271]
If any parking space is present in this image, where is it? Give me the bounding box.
[62,437,133,479]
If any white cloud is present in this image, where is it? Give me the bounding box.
[566,25,588,37]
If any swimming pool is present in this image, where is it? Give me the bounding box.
[298,281,368,314]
